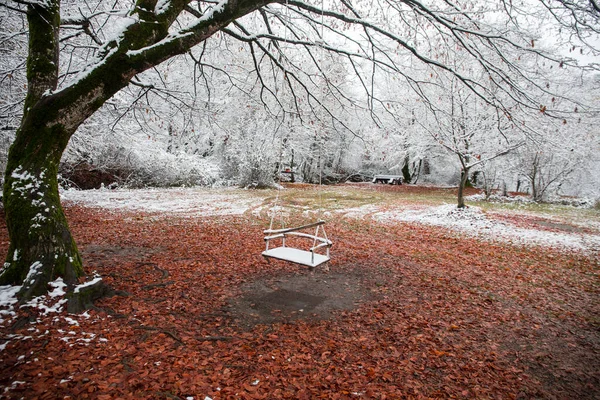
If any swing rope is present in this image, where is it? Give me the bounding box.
[261,0,332,269]
[316,0,326,223]
[268,123,286,232]
[268,0,291,233]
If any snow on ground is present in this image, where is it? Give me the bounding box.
[61,187,262,216]
[0,277,110,353]
[466,193,594,208]
[0,285,20,325]
[60,187,599,253]
[339,204,385,219]
[372,204,600,253]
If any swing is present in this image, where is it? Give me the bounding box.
[262,220,332,268]
[262,128,332,268]
[261,0,332,268]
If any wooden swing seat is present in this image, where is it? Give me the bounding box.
[262,247,330,268]
[263,220,332,268]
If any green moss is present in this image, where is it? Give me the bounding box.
[1,122,84,297]
[24,1,59,113]
[0,247,23,286]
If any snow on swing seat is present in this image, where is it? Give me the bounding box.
[262,247,330,268]
[262,220,332,268]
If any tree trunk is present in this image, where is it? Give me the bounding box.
[530,152,540,201]
[412,159,422,184]
[1,122,83,300]
[0,0,84,300]
[457,168,469,208]
[290,149,295,183]
[401,155,412,184]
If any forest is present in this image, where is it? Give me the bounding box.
[0,0,599,398]
[1,0,599,197]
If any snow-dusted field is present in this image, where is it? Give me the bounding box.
[61,187,600,254]
[372,204,600,254]
[61,187,262,217]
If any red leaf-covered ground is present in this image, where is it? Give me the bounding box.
[0,186,598,399]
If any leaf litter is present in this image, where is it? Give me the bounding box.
[0,185,598,399]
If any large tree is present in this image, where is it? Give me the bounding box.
[0,0,274,302]
[0,0,595,302]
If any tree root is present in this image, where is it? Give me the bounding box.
[66,280,128,313]
[133,325,184,344]
[136,262,169,279]
[142,281,174,290]
[197,335,233,342]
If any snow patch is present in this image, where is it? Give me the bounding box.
[73,276,102,293]
[466,193,594,208]
[61,187,261,217]
[5,381,25,392]
[340,204,381,219]
[24,296,68,315]
[126,31,194,57]
[374,204,600,252]
[155,0,171,14]
[48,278,67,298]
[11,167,45,198]
[11,166,36,182]
[21,278,70,315]
[24,261,43,285]
[105,15,138,43]
[0,285,20,324]
[209,0,227,15]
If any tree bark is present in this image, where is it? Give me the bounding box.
[0,1,84,300]
[1,123,83,298]
[530,152,540,201]
[457,168,469,209]
[290,149,295,183]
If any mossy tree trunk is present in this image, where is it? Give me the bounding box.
[2,126,83,298]
[0,1,82,299]
[0,0,272,302]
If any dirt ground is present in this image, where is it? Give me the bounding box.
[229,270,375,327]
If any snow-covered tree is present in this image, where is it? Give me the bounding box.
[418,74,523,207]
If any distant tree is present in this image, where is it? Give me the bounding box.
[418,75,523,208]
[515,136,584,202]
[519,147,575,202]
[513,70,600,202]
[478,161,501,200]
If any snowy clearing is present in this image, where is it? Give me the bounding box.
[59,186,600,254]
[61,187,262,217]
[372,204,600,254]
